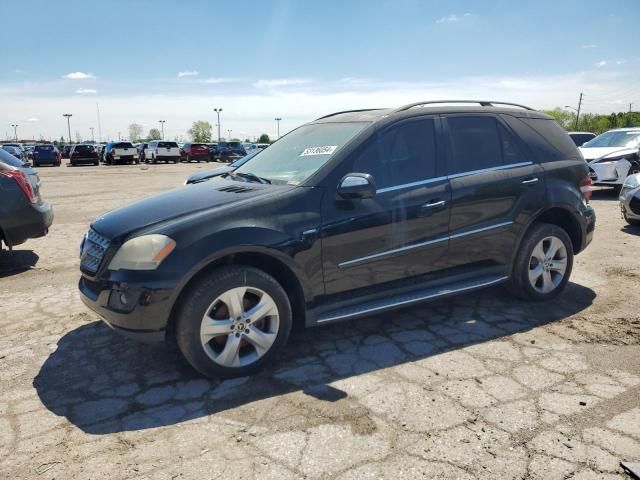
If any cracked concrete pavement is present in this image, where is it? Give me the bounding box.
[1,163,639,479]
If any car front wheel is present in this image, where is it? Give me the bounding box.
[507,222,573,301]
[176,266,292,378]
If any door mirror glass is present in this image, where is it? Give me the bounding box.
[337,173,376,199]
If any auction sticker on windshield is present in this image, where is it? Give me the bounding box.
[300,146,337,156]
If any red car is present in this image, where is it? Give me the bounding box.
[180,143,210,163]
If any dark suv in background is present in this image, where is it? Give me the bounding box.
[69,144,99,166]
[215,141,247,162]
[79,100,595,378]
[32,144,61,167]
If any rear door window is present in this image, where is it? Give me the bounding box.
[158,142,178,148]
[114,142,134,149]
[353,118,438,189]
[446,116,503,175]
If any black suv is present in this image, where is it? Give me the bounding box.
[79,100,595,378]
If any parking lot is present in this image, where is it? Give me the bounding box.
[1,163,639,479]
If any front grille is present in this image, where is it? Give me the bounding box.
[81,228,110,274]
[630,196,640,215]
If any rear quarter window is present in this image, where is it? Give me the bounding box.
[503,115,581,162]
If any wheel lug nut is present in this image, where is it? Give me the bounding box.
[235,333,240,338]
[245,329,249,334]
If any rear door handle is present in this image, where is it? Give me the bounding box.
[421,200,447,209]
[521,177,539,185]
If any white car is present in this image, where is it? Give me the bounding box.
[146,141,181,164]
[579,128,640,187]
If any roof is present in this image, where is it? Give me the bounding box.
[313,100,551,124]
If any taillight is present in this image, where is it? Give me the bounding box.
[579,176,593,202]
[1,170,37,203]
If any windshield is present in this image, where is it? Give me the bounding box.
[35,145,54,151]
[114,142,134,148]
[158,141,178,148]
[583,131,640,148]
[234,122,368,185]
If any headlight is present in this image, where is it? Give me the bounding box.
[623,174,640,189]
[108,234,176,271]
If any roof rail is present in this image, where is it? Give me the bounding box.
[314,108,385,121]
[393,100,535,113]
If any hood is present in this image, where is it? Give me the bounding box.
[185,165,234,184]
[92,177,281,239]
[579,146,638,162]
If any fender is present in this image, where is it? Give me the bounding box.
[166,226,320,308]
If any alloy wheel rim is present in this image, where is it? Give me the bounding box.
[528,236,567,294]
[200,287,280,367]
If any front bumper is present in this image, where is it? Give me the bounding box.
[589,159,631,186]
[78,273,178,343]
[619,185,640,221]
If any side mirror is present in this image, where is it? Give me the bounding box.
[337,173,376,199]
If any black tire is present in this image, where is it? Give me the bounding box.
[176,266,292,379]
[506,222,574,301]
[71,161,76,167]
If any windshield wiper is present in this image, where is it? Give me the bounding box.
[232,172,271,184]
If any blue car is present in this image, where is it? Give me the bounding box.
[32,144,61,167]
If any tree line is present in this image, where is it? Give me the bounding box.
[542,109,640,134]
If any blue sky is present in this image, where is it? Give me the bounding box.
[1,0,639,141]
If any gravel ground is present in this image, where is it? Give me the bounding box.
[1,163,639,480]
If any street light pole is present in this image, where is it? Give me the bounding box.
[214,108,222,142]
[10,124,18,141]
[63,114,72,143]
[227,129,232,140]
[90,127,95,141]
[274,117,282,139]
[159,120,166,140]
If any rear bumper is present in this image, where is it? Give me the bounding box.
[2,201,53,247]
[578,203,596,252]
[78,273,178,343]
[71,157,99,164]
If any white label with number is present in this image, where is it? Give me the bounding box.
[300,145,337,156]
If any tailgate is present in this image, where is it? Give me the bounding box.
[157,147,180,156]
[114,148,136,156]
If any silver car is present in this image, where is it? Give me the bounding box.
[619,173,640,225]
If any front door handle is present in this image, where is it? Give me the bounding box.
[521,177,539,185]
[421,200,447,209]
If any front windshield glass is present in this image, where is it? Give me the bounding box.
[234,122,368,185]
[583,131,640,148]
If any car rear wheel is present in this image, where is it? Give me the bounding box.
[506,222,573,301]
[176,266,292,378]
